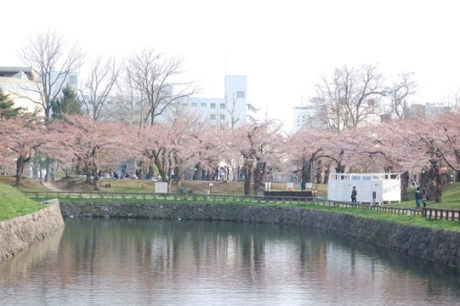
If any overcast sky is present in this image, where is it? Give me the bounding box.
[3,0,460,130]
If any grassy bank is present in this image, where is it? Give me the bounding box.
[3,175,460,231]
[0,183,47,221]
[387,182,460,209]
[0,175,48,191]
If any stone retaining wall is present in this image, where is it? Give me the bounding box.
[0,200,65,263]
[60,201,460,268]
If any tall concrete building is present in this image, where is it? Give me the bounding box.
[291,104,317,133]
[182,75,259,128]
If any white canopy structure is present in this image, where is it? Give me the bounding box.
[327,173,401,204]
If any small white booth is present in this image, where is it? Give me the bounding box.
[327,173,401,204]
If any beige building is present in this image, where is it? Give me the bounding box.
[0,67,44,115]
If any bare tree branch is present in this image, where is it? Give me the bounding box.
[80,55,120,121]
[16,29,85,123]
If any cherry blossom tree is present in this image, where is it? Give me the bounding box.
[403,109,460,202]
[127,112,206,186]
[0,115,53,186]
[49,114,123,190]
[287,129,328,189]
[352,121,422,200]
[226,120,284,195]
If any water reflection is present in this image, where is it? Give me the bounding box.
[0,219,459,305]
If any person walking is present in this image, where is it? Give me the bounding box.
[351,186,357,203]
[415,187,422,209]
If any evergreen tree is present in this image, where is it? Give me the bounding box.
[0,87,23,119]
[51,84,83,120]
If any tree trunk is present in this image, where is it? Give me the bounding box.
[45,157,50,182]
[243,159,253,196]
[335,163,345,173]
[400,170,410,201]
[426,159,443,202]
[173,165,181,186]
[300,158,313,190]
[324,164,330,184]
[85,166,92,184]
[192,163,200,180]
[154,151,167,182]
[253,161,266,195]
[15,156,25,186]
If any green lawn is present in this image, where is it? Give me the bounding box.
[387,183,460,209]
[0,183,47,221]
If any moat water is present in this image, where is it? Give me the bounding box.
[1,218,460,305]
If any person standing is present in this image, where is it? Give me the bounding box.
[421,188,427,208]
[415,187,422,209]
[351,186,357,203]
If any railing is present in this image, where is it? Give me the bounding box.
[423,207,460,221]
[24,191,280,202]
[23,190,427,217]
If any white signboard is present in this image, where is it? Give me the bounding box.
[155,182,169,194]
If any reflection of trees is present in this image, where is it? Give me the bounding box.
[2,219,460,303]
[60,219,460,297]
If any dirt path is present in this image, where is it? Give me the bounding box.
[41,181,64,192]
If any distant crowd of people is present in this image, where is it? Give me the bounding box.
[98,164,141,180]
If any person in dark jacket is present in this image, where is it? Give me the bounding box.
[351,186,357,203]
[415,187,422,209]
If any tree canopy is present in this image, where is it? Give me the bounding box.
[0,87,23,120]
[51,84,83,120]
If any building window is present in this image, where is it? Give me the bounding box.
[219,114,225,120]
[191,102,198,106]
[201,102,206,107]
[237,91,245,98]
[210,103,216,109]
[220,103,226,109]
[210,114,216,120]
[69,75,77,85]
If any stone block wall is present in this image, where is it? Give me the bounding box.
[60,201,460,268]
[0,200,65,263]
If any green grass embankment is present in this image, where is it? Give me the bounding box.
[6,175,460,232]
[0,183,47,221]
[388,183,460,209]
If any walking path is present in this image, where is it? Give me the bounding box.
[40,181,64,192]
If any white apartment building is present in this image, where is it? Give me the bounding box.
[291,103,317,133]
[81,74,259,128]
[181,75,259,128]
